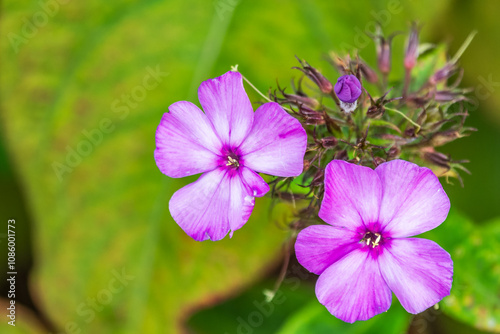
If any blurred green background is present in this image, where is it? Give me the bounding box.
[1,0,499,333]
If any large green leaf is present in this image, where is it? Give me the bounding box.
[187,278,314,334]
[422,211,500,332]
[276,300,410,334]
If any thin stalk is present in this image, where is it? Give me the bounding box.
[450,30,477,64]
[402,68,411,99]
[231,65,292,112]
[385,107,421,134]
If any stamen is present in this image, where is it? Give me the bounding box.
[362,231,382,248]
[226,156,239,167]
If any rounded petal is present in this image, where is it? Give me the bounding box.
[239,167,270,197]
[378,238,453,314]
[316,248,392,323]
[295,225,361,275]
[154,101,222,178]
[319,160,382,231]
[239,102,307,177]
[228,167,269,235]
[376,160,451,237]
[169,167,266,241]
[198,71,254,147]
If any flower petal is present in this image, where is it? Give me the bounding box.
[169,167,263,241]
[376,160,450,237]
[198,71,254,147]
[319,160,382,231]
[378,238,453,314]
[295,225,361,275]
[239,167,270,197]
[228,167,270,235]
[239,102,307,177]
[316,248,392,323]
[154,101,222,178]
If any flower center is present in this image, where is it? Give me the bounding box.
[224,151,240,168]
[361,231,382,248]
[226,155,239,167]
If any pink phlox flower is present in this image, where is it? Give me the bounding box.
[295,160,453,323]
[155,71,307,241]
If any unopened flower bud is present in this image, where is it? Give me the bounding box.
[430,130,462,147]
[320,137,338,149]
[367,105,385,118]
[334,75,362,103]
[373,157,386,167]
[335,75,362,113]
[329,52,350,75]
[355,60,379,84]
[404,23,419,70]
[334,150,348,160]
[423,150,451,169]
[434,90,467,103]
[283,92,320,109]
[294,58,333,94]
[376,36,393,75]
[387,146,400,159]
[429,63,456,85]
[404,127,417,138]
[297,105,325,125]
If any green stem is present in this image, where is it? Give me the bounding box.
[231,65,292,112]
[385,107,421,134]
[450,30,477,64]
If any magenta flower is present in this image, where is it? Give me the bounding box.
[155,71,307,241]
[295,160,453,323]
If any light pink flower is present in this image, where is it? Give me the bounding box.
[155,71,307,241]
[295,160,453,323]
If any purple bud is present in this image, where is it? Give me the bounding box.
[422,150,451,170]
[434,90,467,103]
[429,63,457,85]
[430,130,462,147]
[282,92,320,109]
[320,136,338,149]
[404,23,419,70]
[376,36,392,74]
[355,60,379,84]
[293,58,333,94]
[334,75,362,103]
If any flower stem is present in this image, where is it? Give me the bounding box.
[385,107,421,134]
[231,65,292,112]
[450,30,477,64]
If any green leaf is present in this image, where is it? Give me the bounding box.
[410,44,448,91]
[276,300,410,334]
[187,278,314,334]
[422,211,500,332]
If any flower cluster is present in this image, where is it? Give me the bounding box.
[154,24,474,323]
[269,24,474,231]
